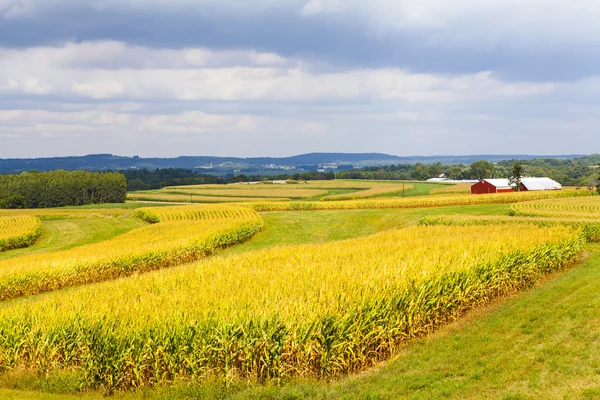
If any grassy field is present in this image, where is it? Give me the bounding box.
[223,203,512,255]
[0,218,146,261]
[1,188,599,399]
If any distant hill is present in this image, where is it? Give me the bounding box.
[0,153,586,174]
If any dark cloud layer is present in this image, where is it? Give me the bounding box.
[1,1,599,81]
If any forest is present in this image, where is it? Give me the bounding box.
[0,170,127,208]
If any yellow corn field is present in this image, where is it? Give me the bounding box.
[0,205,263,301]
[418,215,600,242]
[133,204,261,223]
[0,224,583,392]
[0,215,42,252]
[511,196,600,218]
[242,190,594,212]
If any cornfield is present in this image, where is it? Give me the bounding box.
[511,196,600,218]
[0,206,263,301]
[0,215,42,252]
[133,204,261,223]
[0,224,583,392]
[418,215,600,243]
[242,190,594,212]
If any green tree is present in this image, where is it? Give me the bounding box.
[596,165,600,194]
[470,160,494,180]
[509,161,524,192]
[448,165,464,180]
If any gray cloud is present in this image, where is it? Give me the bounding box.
[1,1,600,157]
[2,1,600,80]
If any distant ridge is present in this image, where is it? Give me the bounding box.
[0,153,587,174]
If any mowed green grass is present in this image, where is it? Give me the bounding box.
[0,218,146,261]
[223,203,512,255]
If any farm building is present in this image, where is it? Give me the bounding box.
[519,177,562,191]
[470,179,515,194]
[471,177,562,194]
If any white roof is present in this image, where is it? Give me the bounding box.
[482,179,514,188]
[521,177,562,190]
[426,178,449,182]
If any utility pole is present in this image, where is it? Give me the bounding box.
[403,182,405,197]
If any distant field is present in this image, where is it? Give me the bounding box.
[131,180,436,204]
[160,188,329,199]
[320,183,413,200]
[127,192,289,203]
[429,182,473,195]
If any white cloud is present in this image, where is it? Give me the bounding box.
[0,42,563,104]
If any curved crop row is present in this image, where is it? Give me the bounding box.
[0,215,42,252]
[0,224,582,392]
[0,206,263,301]
[242,190,593,212]
[134,204,260,224]
[511,196,600,218]
[418,215,600,243]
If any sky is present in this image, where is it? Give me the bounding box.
[1,0,599,158]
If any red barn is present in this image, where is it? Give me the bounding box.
[470,179,514,195]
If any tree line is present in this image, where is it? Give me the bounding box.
[0,170,127,209]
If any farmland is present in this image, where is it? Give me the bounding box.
[128,180,437,204]
[0,182,599,399]
[0,215,42,252]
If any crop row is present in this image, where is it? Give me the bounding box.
[133,204,261,224]
[0,224,582,392]
[241,190,594,212]
[418,215,600,243]
[0,207,263,301]
[0,215,42,252]
[511,196,600,218]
